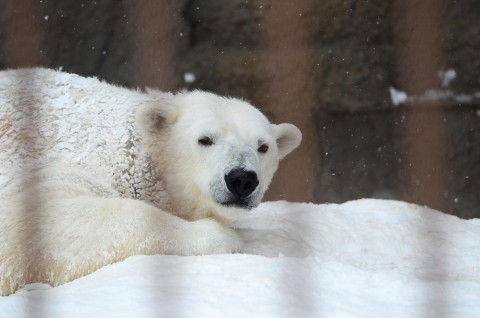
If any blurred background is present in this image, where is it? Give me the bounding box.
[0,0,478,218]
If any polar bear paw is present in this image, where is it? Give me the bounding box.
[188,219,243,255]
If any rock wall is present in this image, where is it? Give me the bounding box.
[0,0,478,217]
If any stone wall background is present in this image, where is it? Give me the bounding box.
[0,0,478,218]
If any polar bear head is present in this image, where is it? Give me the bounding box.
[136,91,301,222]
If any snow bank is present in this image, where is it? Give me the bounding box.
[1,199,478,318]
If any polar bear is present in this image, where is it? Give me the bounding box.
[0,68,301,295]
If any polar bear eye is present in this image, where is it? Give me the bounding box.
[258,144,269,153]
[198,136,214,146]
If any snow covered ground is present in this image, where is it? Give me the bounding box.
[0,199,478,318]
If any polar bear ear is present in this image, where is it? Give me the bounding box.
[273,123,302,159]
[135,102,178,135]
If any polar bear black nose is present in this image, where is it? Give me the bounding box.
[225,169,259,200]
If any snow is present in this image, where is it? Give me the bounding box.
[184,72,196,83]
[388,86,480,106]
[389,87,408,106]
[388,68,480,106]
[0,199,478,317]
[439,69,456,88]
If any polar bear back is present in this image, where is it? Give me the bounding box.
[0,68,168,206]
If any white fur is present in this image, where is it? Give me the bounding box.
[0,68,301,295]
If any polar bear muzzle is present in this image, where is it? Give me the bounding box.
[223,168,259,208]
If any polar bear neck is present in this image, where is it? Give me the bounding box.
[111,144,171,211]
